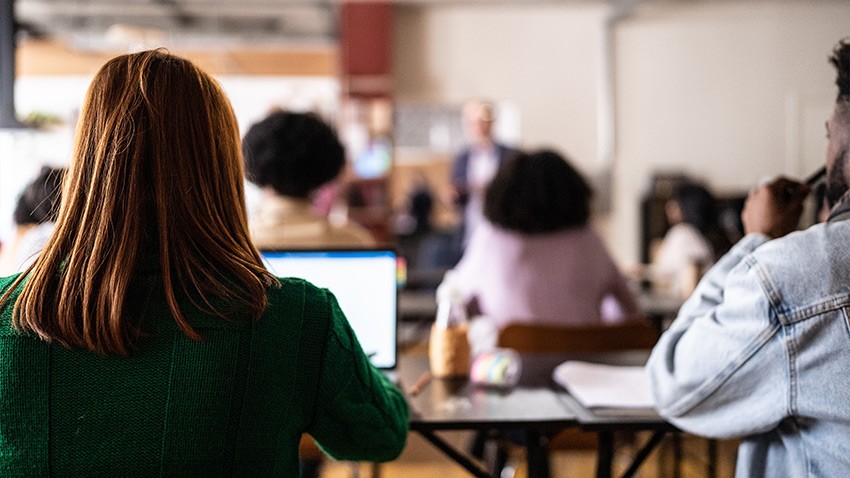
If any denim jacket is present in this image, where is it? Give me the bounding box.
[646,195,850,478]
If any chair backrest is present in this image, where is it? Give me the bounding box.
[497,320,659,355]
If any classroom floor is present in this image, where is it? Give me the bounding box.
[321,431,740,478]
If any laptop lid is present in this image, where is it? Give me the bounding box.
[260,248,399,369]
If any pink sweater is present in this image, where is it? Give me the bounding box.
[453,221,638,331]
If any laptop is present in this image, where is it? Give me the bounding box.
[260,248,400,371]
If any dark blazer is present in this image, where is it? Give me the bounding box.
[451,143,516,207]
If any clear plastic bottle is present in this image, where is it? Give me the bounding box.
[434,270,468,329]
[430,270,471,377]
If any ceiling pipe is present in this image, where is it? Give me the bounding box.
[593,0,641,212]
[0,0,24,129]
[597,0,642,170]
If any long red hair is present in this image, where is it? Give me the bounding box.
[2,49,275,355]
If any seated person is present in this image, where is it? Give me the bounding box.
[646,39,850,477]
[242,111,375,249]
[652,182,732,297]
[0,49,407,476]
[0,166,65,275]
[242,110,380,477]
[449,149,639,353]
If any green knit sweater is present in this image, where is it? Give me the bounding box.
[0,273,408,477]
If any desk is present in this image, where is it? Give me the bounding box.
[556,351,677,478]
[401,355,577,478]
[637,290,684,332]
[399,352,674,478]
[398,289,683,329]
[398,290,439,322]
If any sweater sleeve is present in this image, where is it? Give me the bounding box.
[307,290,409,462]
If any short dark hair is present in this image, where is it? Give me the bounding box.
[242,111,345,198]
[671,181,734,258]
[483,149,592,234]
[671,182,716,234]
[13,166,65,226]
[831,38,850,102]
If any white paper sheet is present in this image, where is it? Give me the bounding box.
[552,361,655,409]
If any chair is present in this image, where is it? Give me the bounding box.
[494,319,661,475]
[498,320,660,355]
[299,435,324,477]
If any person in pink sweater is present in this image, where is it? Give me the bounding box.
[451,149,639,353]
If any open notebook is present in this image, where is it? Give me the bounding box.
[260,249,399,370]
[553,361,656,416]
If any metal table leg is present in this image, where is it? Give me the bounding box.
[417,429,491,478]
[524,429,550,478]
[596,431,614,478]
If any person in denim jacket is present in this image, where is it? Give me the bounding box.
[646,40,850,478]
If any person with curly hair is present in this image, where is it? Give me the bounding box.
[242,111,375,249]
[450,149,639,353]
[647,39,850,477]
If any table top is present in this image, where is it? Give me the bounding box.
[637,289,684,320]
[398,352,672,433]
[400,355,578,431]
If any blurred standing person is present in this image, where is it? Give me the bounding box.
[0,166,65,275]
[450,149,639,353]
[451,100,517,254]
[242,111,375,250]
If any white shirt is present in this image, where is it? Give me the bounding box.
[463,145,500,245]
[0,222,56,275]
[652,223,713,297]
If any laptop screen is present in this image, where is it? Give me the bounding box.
[260,249,399,369]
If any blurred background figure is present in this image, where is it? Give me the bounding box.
[450,100,517,255]
[394,173,434,238]
[242,111,375,250]
[0,166,65,276]
[448,149,639,354]
[393,172,462,293]
[652,182,733,298]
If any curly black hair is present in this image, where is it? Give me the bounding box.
[242,111,345,198]
[13,166,65,226]
[830,38,850,102]
[483,149,592,234]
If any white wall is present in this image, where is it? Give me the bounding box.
[393,0,850,265]
[0,75,339,243]
[393,3,607,170]
[611,1,850,264]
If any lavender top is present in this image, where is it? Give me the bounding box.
[453,220,638,330]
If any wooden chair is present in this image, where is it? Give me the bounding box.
[299,435,324,477]
[498,320,660,355]
[494,319,661,472]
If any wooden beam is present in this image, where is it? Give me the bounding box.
[16,40,338,76]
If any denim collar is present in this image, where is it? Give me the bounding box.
[827,191,850,223]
